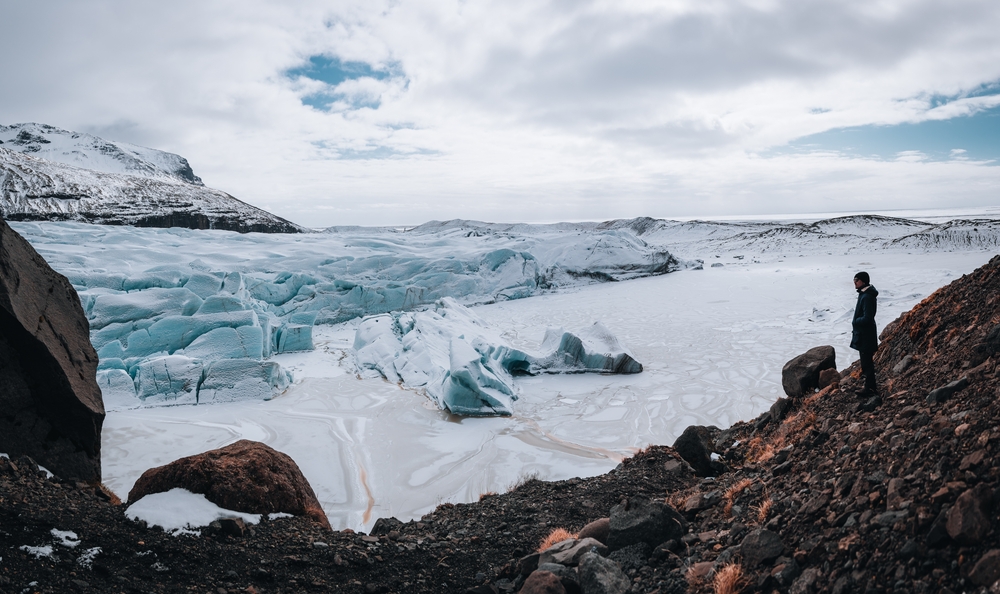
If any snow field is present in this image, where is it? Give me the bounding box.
[101,250,994,531]
[12,214,999,532]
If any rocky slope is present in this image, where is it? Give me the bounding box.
[3,257,1000,593]
[0,123,303,233]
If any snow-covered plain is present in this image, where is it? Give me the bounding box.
[12,212,1000,531]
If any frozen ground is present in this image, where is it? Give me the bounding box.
[12,212,1000,531]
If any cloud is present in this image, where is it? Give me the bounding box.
[1,0,999,226]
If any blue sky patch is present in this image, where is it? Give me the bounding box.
[779,100,1000,163]
[287,55,401,111]
[288,55,393,86]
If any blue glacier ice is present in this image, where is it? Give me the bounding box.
[353,299,642,416]
[14,220,682,410]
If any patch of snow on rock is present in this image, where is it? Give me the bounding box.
[126,488,262,536]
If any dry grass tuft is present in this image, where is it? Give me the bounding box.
[685,566,706,589]
[478,491,497,501]
[723,478,754,517]
[538,527,578,552]
[93,482,122,506]
[713,563,745,594]
[752,493,773,525]
[747,438,779,464]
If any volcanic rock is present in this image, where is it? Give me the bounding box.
[607,496,686,551]
[577,517,610,544]
[946,484,992,545]
[968,550,1000,587]
[740,529,784,567]
[781,345,836,397]
[769,397,793,423]
[672,425,723,477]
[0,216,104,480]
[926,376,969,405]
[577,552,629,594]
[128,439,330,529]
[817,367,840,390]
[521,570,566,594]
[538,537,608,566]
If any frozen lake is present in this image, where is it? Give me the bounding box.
[100,250,993,530]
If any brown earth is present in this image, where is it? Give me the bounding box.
[3,255,1000,593]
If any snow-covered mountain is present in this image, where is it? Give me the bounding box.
[0,123,303,233]
[594,214,985,257]
[0,123,203,184]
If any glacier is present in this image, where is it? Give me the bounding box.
[15,211,996,415]
[353,298,642,416]
[14,221,687,413]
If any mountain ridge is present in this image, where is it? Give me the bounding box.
[0,123,304,233]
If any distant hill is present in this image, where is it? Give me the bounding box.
[0,123,303,233]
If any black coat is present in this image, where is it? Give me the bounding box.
[850,284,879,353]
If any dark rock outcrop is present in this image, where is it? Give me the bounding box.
[672,425,723,477]
[740,529,784,567]
[128,439,330,530]
[0,216,104,481]
[781,345,836,397]
[606,496,686,551]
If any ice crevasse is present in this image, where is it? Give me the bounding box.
[353,298,643,416]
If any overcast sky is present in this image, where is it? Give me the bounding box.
[3,0,1000,227]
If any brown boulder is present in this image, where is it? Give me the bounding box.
[947,484,992,545]
[781,346,836,398]
[0,217,104,481]
[968,549,1000,587]
[128,440,330,529]
[817,367,840,390]
[577,517,610,544]
[521,570,566,594]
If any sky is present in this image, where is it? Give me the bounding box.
[2,0,1000,227]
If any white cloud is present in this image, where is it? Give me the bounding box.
[1,0,999,226]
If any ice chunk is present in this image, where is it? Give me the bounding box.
[196,294,249,314]
[180,326,264,360]
[183,272,224,298]
[97,368,140,411]
[354,299,641,416]
[533,322,643,374]
[221,271,244,294]
[442,337,516,416]
[198,359,291,403]
[354,315,403,382]
[276,323,313,353]
[89,288,203,329]
[122,268,188,291]
[134,355,202,405]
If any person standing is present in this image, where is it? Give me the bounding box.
[850,271,879,397]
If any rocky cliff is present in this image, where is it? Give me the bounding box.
[0,217,104,481]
